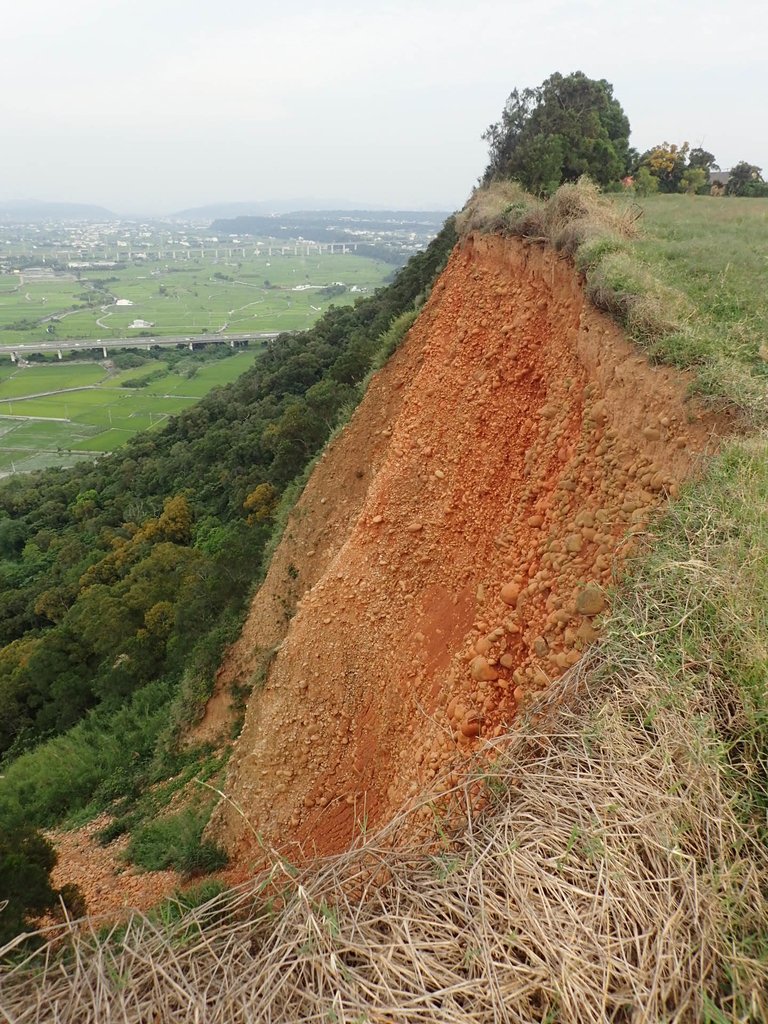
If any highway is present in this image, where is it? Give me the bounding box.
[0,332,284,360]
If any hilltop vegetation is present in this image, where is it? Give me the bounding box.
[458,179,767,419]
[482,71,631,192]
[482,70,766,200]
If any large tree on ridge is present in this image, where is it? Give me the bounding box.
[482,71,631,194]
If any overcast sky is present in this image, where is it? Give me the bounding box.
[2,0,766,214]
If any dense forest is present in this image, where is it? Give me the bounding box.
[0,219,456,869]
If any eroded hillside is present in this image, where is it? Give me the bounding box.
[210,232,724,865]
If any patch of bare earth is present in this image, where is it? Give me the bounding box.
[46,816,181,919]
[210,233,730,868]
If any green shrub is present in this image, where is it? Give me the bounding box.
[127,806,228,875]
[95,816,132,846]
[0,824,58,946]
[0,679,175,829]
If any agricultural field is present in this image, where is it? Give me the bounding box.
[0,251,394,347]
[0,350,262,474]
[0,245,396,472]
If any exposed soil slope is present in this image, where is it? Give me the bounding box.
[210,233,724,866]
[193,317,429,746]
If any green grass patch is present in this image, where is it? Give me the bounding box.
[0,420,98,449]
[463,181,768,418]
[0,351,263,465]
[0,363,107,398]
[127,805,228,875]
[69,427,136,452]
[600,436,768,1012]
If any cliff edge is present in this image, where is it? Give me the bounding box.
[209,232,721,865]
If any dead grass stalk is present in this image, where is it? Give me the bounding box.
[3,639,765,1022]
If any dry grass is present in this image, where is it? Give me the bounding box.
[455,179,544,238]
[3,650,766,1021]
[457,177,638,252]
[458,178,768,420]
[543,179,638,254]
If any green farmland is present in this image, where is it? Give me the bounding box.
[0,351,263,474]
[0,247,395,471]
[0,251,393,347]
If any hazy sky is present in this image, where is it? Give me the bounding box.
[3,0,766,214]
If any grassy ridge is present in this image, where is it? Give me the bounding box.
[459,181,768,419]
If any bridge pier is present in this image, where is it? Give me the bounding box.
[189,342,194,350]
[103,346,108,358]
[57,349,62,360]
[10,351,16,364]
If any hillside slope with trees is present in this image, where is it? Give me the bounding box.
[0,220,456,940]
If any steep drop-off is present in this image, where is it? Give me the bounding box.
[210,232,723,865]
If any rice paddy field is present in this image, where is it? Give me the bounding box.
[0,251,393,345]
[0,351,263,474]
[0,248,395,472]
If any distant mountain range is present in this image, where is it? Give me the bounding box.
[210,210,450,240]
[0,199,453,224]
[0,201,117,222]
[172,200,452,221]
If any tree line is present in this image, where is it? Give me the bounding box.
[482,71,766,197]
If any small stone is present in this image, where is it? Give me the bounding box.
[577,620,600,644]
[500,653,515,669]
[565,534,583,553]
[407,521,424,532]
[590,399,608,424]
[500,582,520,606]
[643,426,661,441]
[575,585,606,617]
[533,636,549,657]
[461,718,481,738]
[575,510,595,528]
[469,656,499,682]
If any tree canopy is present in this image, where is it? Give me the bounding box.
[726,162,767,197]
[482,71,631,193]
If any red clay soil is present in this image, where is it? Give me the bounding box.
[193,316,427,747]
[205,232,725,870]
